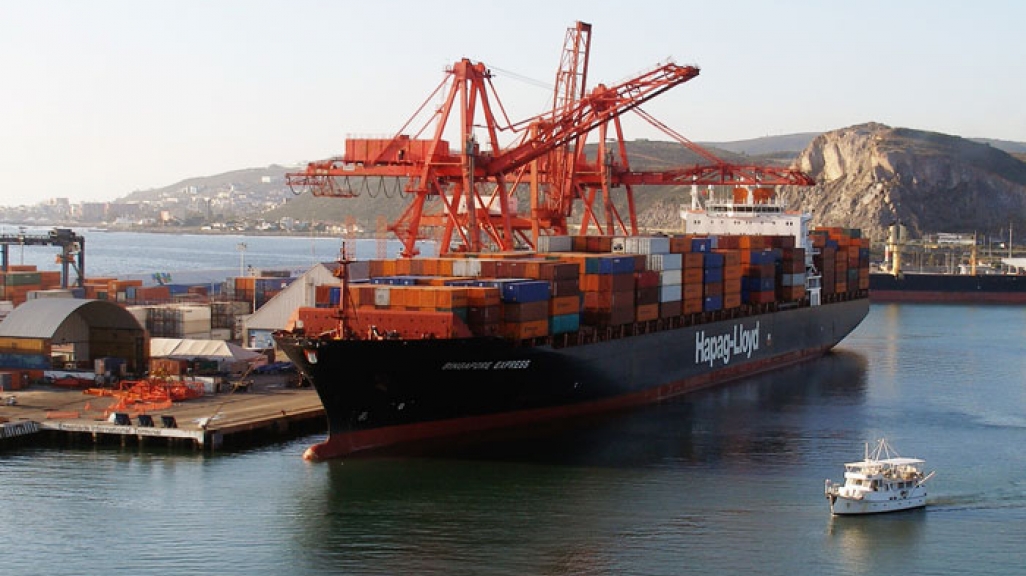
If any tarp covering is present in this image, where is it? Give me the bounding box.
[150,338,263,362]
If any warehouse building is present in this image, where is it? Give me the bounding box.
[0,299,147,386]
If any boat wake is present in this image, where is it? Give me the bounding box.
[927,489,1026,512]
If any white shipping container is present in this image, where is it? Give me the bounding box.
[373,287,391,306]
[612,236,629,253]
[628,236,670,255]
[175,305,212,321]
[659,284,682,302]
[452,259,482,277]
[537,235,574,253]
[648,253,683,271]
[182,319,212,333]
[659,269,683,285]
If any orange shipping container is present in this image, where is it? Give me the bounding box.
[683,252,704,269]
[387,286,407,308]
[683,297,703,314]
[499,319,549,340]
[683,268,704,285]
[635,302,659,322]
[583,290,634,311]
[549,295,580,316]
[739,235,765,250]
[723,293,742,309]
[669,235,693,253]
[437,258,454,276]
[713,250,741,267]
[466,287,501,307]
[435,287,468,309]
[683,284,703,300]
[39,270,63,288]
[414,287,436,309]
[394,258,412,276]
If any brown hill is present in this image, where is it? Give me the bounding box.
[778,122,1026,240]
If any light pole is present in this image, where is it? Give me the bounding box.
[236,242,247,276]
[18,226,26,265]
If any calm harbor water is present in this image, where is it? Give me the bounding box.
[2,231,1025,575]
[4,226,430,281]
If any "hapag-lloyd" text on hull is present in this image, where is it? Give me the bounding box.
[694,321,760,367]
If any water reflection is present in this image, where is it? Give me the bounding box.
[393,349,871,468]
[826,510,927,569]
[286,350,874,574]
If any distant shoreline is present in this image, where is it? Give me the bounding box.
[0,222,362,239]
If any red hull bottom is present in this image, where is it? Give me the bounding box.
[869,290,1026,304]
[302,345,832,461]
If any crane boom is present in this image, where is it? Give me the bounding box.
[285,20,812,257]
[485,62,699,176]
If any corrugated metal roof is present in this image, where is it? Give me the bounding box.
[0,298,144,339]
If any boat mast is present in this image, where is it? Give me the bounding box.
[335,241,357,339]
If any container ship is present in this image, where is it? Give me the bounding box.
[869,223,1026,303]
[869,271,1026,303]
[274,191,871,461]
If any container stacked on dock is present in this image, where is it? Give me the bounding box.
[288,229,868,343]
[0,265,68,305]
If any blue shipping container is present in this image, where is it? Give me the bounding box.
[549,313,581,334]
[691,238,714,253]
[748,250,779,265]
[703,296,723,312]
[702,253,725,269]
[702,267,723,284]
[501,280,551,303]
[584,255,635,275]
[743,277,775,292]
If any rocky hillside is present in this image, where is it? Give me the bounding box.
[110,126,1026,243]
[775,123,1026,240]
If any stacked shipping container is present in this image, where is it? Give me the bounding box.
[0,265,67,305]
[291,229,869,342]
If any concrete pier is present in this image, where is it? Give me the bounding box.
[0,374,326,452]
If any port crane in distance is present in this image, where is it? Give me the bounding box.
[0,227,85,287]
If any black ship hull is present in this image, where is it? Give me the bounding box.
[869,272,1026,303]
[276,297,869,460]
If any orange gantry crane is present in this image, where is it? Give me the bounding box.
[287,21,813,257]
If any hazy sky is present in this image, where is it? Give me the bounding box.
[1,0,1023,207]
